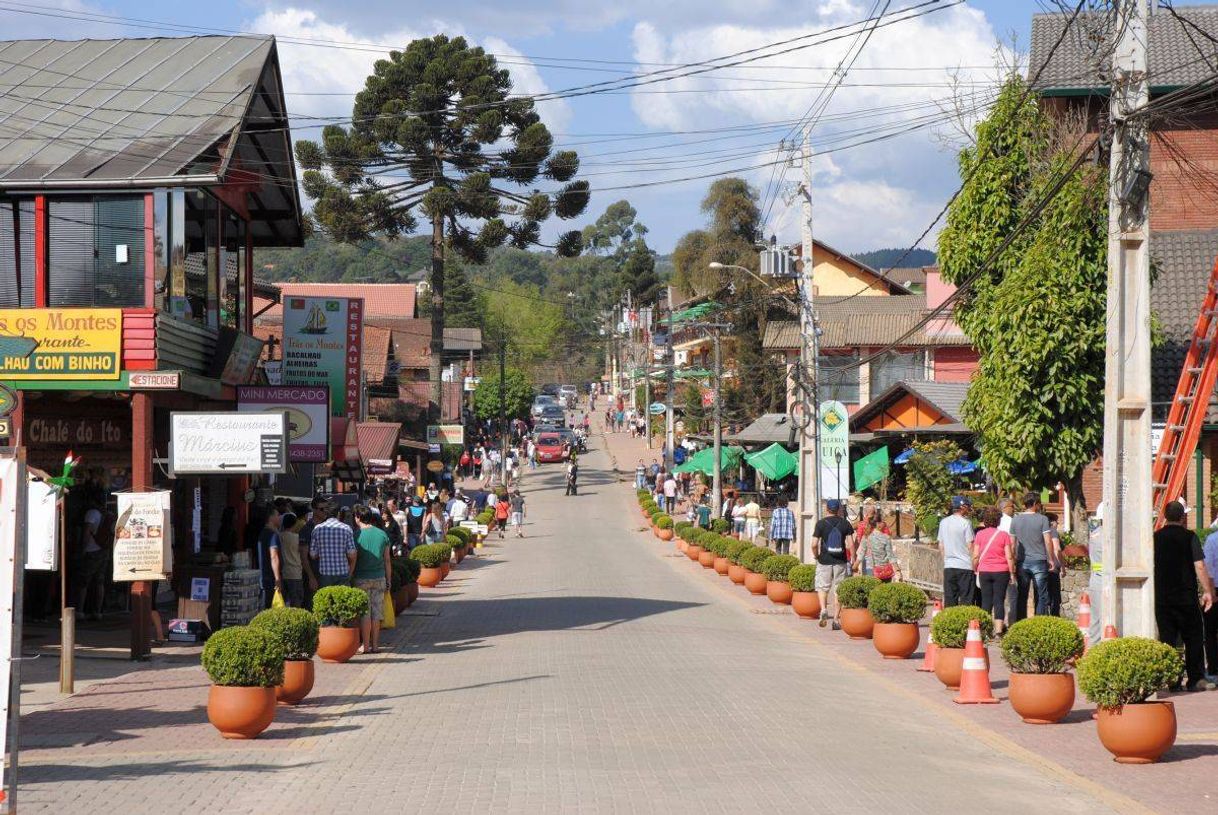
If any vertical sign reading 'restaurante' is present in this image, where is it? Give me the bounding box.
[282,297,363,419]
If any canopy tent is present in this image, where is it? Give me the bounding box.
[744,443,798,481]
[674,368,714,380]
[893,448,914,465]
[946,458,979,475]
[673,445,744,475]
[670,301,722,324]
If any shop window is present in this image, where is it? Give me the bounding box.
[871,350,927,395]
[47,196,145,307]
[0,199,35,307]
[818,351,860,404]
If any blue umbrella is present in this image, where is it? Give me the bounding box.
[893,448,914,465]
[946,458,978,475]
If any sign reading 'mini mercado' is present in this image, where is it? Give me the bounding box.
[0,309,122,380]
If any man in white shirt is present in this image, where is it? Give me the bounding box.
[937,496,976,607]
[449,492,469,524]
[662,475,677,514]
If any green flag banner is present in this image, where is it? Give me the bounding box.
[853,446,890,492]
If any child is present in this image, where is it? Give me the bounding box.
[494,494,511,539]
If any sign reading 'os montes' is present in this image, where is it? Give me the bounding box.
[168,411,288,476]
[0,308,122,379]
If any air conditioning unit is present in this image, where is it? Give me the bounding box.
[760,247,794,278]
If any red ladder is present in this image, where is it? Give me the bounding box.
[1151,258,1218,526]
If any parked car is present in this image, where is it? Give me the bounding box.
[535,433,566,463]
[538,404,566,424]
[558,385,578,406]
[531,394,558,417]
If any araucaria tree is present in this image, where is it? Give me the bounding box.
[297,35,590,417]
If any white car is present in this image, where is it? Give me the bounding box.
[531,395,558,417]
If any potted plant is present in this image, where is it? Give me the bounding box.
[836,576,881,639]
[788,564,820,618]
[867,582,926,659]
[710,518,731,535]
[698,533,718,568]
[710,535,732,575]
[762,554,800,605]
[1077,637,1183,763]
[312,585,369,663]
[1001,616,1085,724]
[446,533,467,565]
[437,541,454,579]
[391,558,421,612]
[201,625,283,738]
[930,605,994,689]
[686,529,706,562]
[740,546,772,594]
[250,607,320,705]
[655,515,674,541]
[674,521,693,547]
[725,539,750,584]
[410,543,446,587]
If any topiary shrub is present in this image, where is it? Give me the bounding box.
[788,564,817,592]
[930,604,994,648]
[725,539,751,564]
[449,526,473,545]
[201,625,284,687]
[675,521,693,535]
[250,606,319,661]
[836,575,881,610]
[311,585,370,627]
[710,518,731,534]
[700,534,722,555]
[447,533,466,550]
[656,515,673,530]
[409,543,447,568]
[1077,637,1184,709]
[761,554,801,582]
[867,582,927,624]
[739,545,772,572]
[435,541,453,563]
[1001,616,1085,674]
[689,529,710,546]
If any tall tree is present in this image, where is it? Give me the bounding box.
[583,199,661,305]
[296,35,590,417]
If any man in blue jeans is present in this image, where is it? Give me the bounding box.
[1009,492,1059,619]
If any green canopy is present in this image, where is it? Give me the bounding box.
[744,443,798,482]
[674,368,713,380]
[673,445,744,475]
[853,446,890,492]
[671,301,722,324]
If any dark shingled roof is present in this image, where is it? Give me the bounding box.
[1150,228,1218,419]
[848,379,971,432]
[1029,6,1218,94]
[763,294,972,350]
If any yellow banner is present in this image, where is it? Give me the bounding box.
[0,309,123,380]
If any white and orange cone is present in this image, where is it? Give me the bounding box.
[1076,592,1092,653]
[954,619,999,704]
[917,598,942,672]
[1103,624,1118,641]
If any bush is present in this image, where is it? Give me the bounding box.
[674,521,693,535]
[435,541,453,563]
[311,585,370,627]
[250,607,319,661]
[656,515,673,530]
[1001,616,1085,674]
[867,582,927,624]
[739,545,772,572]
[1077,637,1183,709]
[449,526,473,545]
[447,533,466,550]
[930,605,994,648]
[761,554,801,582]
[700,534,721,555]
[836,575,881,610]
[725,539,751,564]
[409,543,447,568]
[788,564,817,592]
[710,518,731,534]
[201,625,284,687]
[689,529,710,547]
[712,535,735,557]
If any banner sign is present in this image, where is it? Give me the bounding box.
[0,451,23,807]
[112,491,172,582]
[819,400,850,501]
[25,479,58,571]
[282,297,363,419]
[0,308,122,380]
[238,385,330,463]
[169,411,289,476]
[426,425,464,446]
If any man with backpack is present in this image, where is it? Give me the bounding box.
[811,498,855,630]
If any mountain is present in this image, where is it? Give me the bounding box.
[853,247,937,270]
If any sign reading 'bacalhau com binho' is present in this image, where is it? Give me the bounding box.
[0,308,122,380]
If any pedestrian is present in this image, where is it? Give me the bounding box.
[696,496,712,529]
[510,489,526,538]
[308,501,357,589]
[812,499,854,630]
[1204,518,1218,682]
[1010,492,1057,619]
[74,494,109,621]
[769,500,795,555]
[743,495,762,543]
[279,511,307,608]
[732,498,747,538]
[1045,512,1064,616]
[937,496,975,607]
[565,459,579,496]
[405,496,426,550]
[1154,501,1216,691]
[495,493,511,537]
[972,506,1015,635]
[860,509,899,582]
[635,459,647,490]
[353,507,392,655]
[257,506,283,610]
[473,447,483,480]
[997,498,1015,533]
[459,448,471,479]
[424,501,447,544]
[662,473,677,514]
[449,490,469,525]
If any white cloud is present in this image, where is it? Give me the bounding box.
[482,37,573,135]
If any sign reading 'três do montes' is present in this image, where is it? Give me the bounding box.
[0,309,122,380]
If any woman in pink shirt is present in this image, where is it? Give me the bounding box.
[971,506,1016,635]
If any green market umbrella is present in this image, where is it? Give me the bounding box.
[744,443,798,482]
[675,445,743,475]
[853,446,890,492]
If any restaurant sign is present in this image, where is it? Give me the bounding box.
[0,308,122,380]
[281,297,363,419]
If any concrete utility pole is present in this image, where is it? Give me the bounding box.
[499,333,508,489]
[796,129,821,563]
[711,325,724,519]
[665,303,675,470]
[1101,0,1154,638]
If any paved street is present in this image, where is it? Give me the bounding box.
[17,430,1140,814]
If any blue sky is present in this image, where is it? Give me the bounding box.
[4,1,1210,256]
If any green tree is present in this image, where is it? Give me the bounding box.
[296,35,590,418]
[618,239,662,306]
[904,439,964,536]
[473,366,533,421]
[681,382,707,434]
[418,258,484,329]
[582,200,661,305]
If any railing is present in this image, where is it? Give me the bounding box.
[904,542,944,597]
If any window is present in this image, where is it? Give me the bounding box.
[818,352,860,404]
[0,200,35,307]
[871,350,927,395]
[47,196,145,307]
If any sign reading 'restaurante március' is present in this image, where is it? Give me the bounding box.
[0,308,122,380]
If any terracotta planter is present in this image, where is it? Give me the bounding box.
[744,571,768,595]
[1008,672,1075,724]
[934,646,989,690]
[713,557,730,575]
[698,549,715,568]
[791,591,821,619]
[418,566,443,588]
[728,563,746,584]
[766,580,793,605]
[392,587,410,614]
[677,538,689,554]
[407,582,419,605]
[316,625,360,664]
[440,562,451,580]
[1096,702,1177,764]
[872,622,920,659]
[687,544,703,562]
[658,528,674,541]
[276,659,315,705]
[839,608,875,640]
[454,546,466,564]
[207,685,276,739]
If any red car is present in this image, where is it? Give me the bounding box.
[535,434,566,463]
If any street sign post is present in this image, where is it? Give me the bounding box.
[168,412,289,476]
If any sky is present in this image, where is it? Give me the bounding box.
[2,1,1210,256]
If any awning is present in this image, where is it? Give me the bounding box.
[671,301,722,324]
[744,443,798,481]
[330,418,359,463]
[674,445,744,475]
[356,421,403,474]
[675,368,713,380]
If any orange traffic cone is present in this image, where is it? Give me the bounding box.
[917,599,942,672]
[954,619,999,704]
[1103,624,1118,641]
[1076,592,1092,653]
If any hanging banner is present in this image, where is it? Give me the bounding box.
[238,385,330,463]
[0,452,23,810]
[281,297,363,419]
[0,308,121,380]
[25,479,58,571]
[112,491,172,582]
[819,400,850,501]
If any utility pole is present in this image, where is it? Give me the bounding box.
[1102,0,1154,638]
[665,302,675,470]
[796,128,821,563]
[711,325,724,518]
[499,332,508,489]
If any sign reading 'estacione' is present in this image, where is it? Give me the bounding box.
[0,309,122,380]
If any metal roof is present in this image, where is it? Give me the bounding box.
[728,413,797,446]
[0,35,303,246]
[849,379,971,431]
[763,294,973,351]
